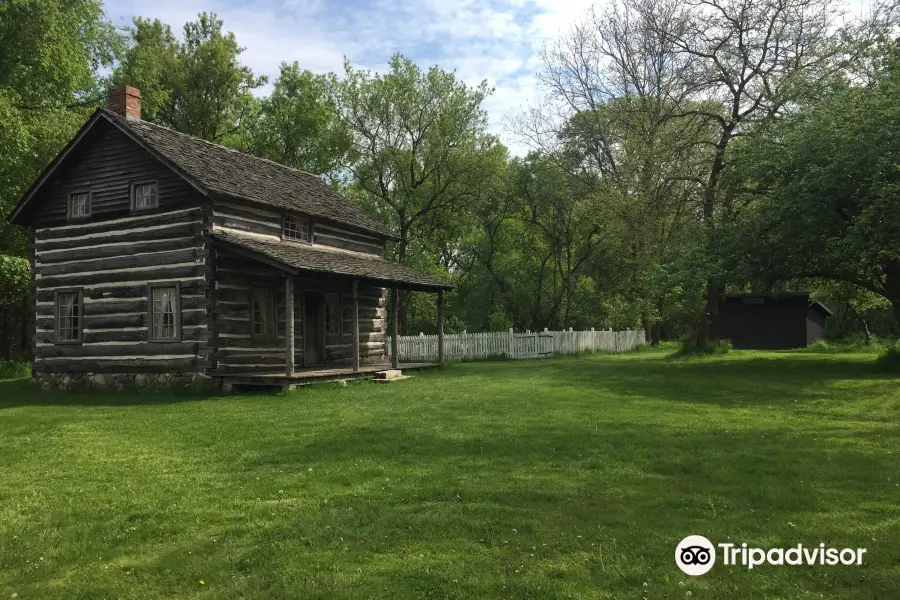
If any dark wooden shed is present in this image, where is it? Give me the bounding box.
[720,293,833,350]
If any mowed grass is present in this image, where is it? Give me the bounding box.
[1,349,899,599]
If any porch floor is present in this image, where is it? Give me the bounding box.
[221,362,440,390]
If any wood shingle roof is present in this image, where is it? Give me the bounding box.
[213,229,451,292]
[101,109,396,239]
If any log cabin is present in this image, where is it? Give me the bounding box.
[7,86,450,390]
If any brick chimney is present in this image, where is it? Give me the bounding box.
[107,86,141,120]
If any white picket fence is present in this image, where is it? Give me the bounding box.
[388,328,645,362]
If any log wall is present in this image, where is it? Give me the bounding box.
[33,207,211,374]
[210,248,388,375]
[212,198,387,256]
[23,120,200,227]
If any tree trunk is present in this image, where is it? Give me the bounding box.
[693,126,733,347]
[651,296,664,347]
[0,309,9,361]
[846,302,870,344]
[695,281,723,347]
[885,262,900,333]
[641,314,651,344]
[396,220,410,335]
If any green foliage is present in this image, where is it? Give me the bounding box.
[331,54,504,262]
[0,360,29,379]
[240,62,349,176]
[0,0,122,255]
[111,12,266,142]
[727,40,900,329]
[4,3,898,343]
[875,344,900,372]
[675,336,732,357]
[0,255,29,308]
[329,54,505,331]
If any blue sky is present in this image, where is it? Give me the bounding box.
[104,0,876,153]
[104,0,597,151]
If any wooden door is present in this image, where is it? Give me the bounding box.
[304,292,325,366]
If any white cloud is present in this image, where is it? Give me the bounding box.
[105,0,598,154]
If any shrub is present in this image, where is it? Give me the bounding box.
[0,360,30,380]
[675,336,733,356]
[875,343,900,372]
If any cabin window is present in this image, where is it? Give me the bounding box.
[325,293,341,335]
[251,286,276,338]
[132,182,158,210]
[55,289,82,343]
[283,214,311,243]
[149,283,180,341]
[68,191,91,219]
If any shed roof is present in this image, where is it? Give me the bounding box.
[212,229,451,292]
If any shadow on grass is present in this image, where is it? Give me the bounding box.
[0,378,215,409]
[133,419,900,598]
[434,352,895,408]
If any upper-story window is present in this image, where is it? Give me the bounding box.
[132,181,158,210]
[283,214,311,243]
[68,190,91,219]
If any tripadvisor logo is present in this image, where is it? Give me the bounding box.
[676,535,716,576]
[675,535,867,576]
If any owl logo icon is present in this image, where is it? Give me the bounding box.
[676,535,716,575]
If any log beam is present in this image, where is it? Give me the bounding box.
[437,288,445,365]
[352,280,360,372]
[391,287,399,369]
[285,276,295,377]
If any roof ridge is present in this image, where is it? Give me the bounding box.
[99,108,330,182]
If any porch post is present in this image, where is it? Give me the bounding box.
[352,280,360,372]
[437,288,445,365]
[390,287,399,368]
[285,276,295,377]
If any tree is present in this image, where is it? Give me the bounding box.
[0,0,122,255]
[652,0,889,345]
[241,62,349,176]
[453,154,605,331]
[112,12,266,142]
[727,42,900,330]
[518,0,713,341]
[330,54,505,332]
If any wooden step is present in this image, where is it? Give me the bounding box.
[374,369,404,380]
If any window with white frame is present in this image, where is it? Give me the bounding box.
[283,214,311,242]
[149,284,179,341]
[132,182,158,210]
[55,290,82,343]
[69,191,91,218]
[251,286,276,338]
[325,293,341,335]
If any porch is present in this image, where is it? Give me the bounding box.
[211,230,452,383]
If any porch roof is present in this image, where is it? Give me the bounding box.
[211,229,452,292]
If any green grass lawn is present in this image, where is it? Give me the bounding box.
[1,348,899,599]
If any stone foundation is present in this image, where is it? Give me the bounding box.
[34,372,214,392]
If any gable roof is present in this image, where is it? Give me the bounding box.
[213,229,451,292]
[9,109,397,240]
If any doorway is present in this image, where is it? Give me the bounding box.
[304,291,325,366]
